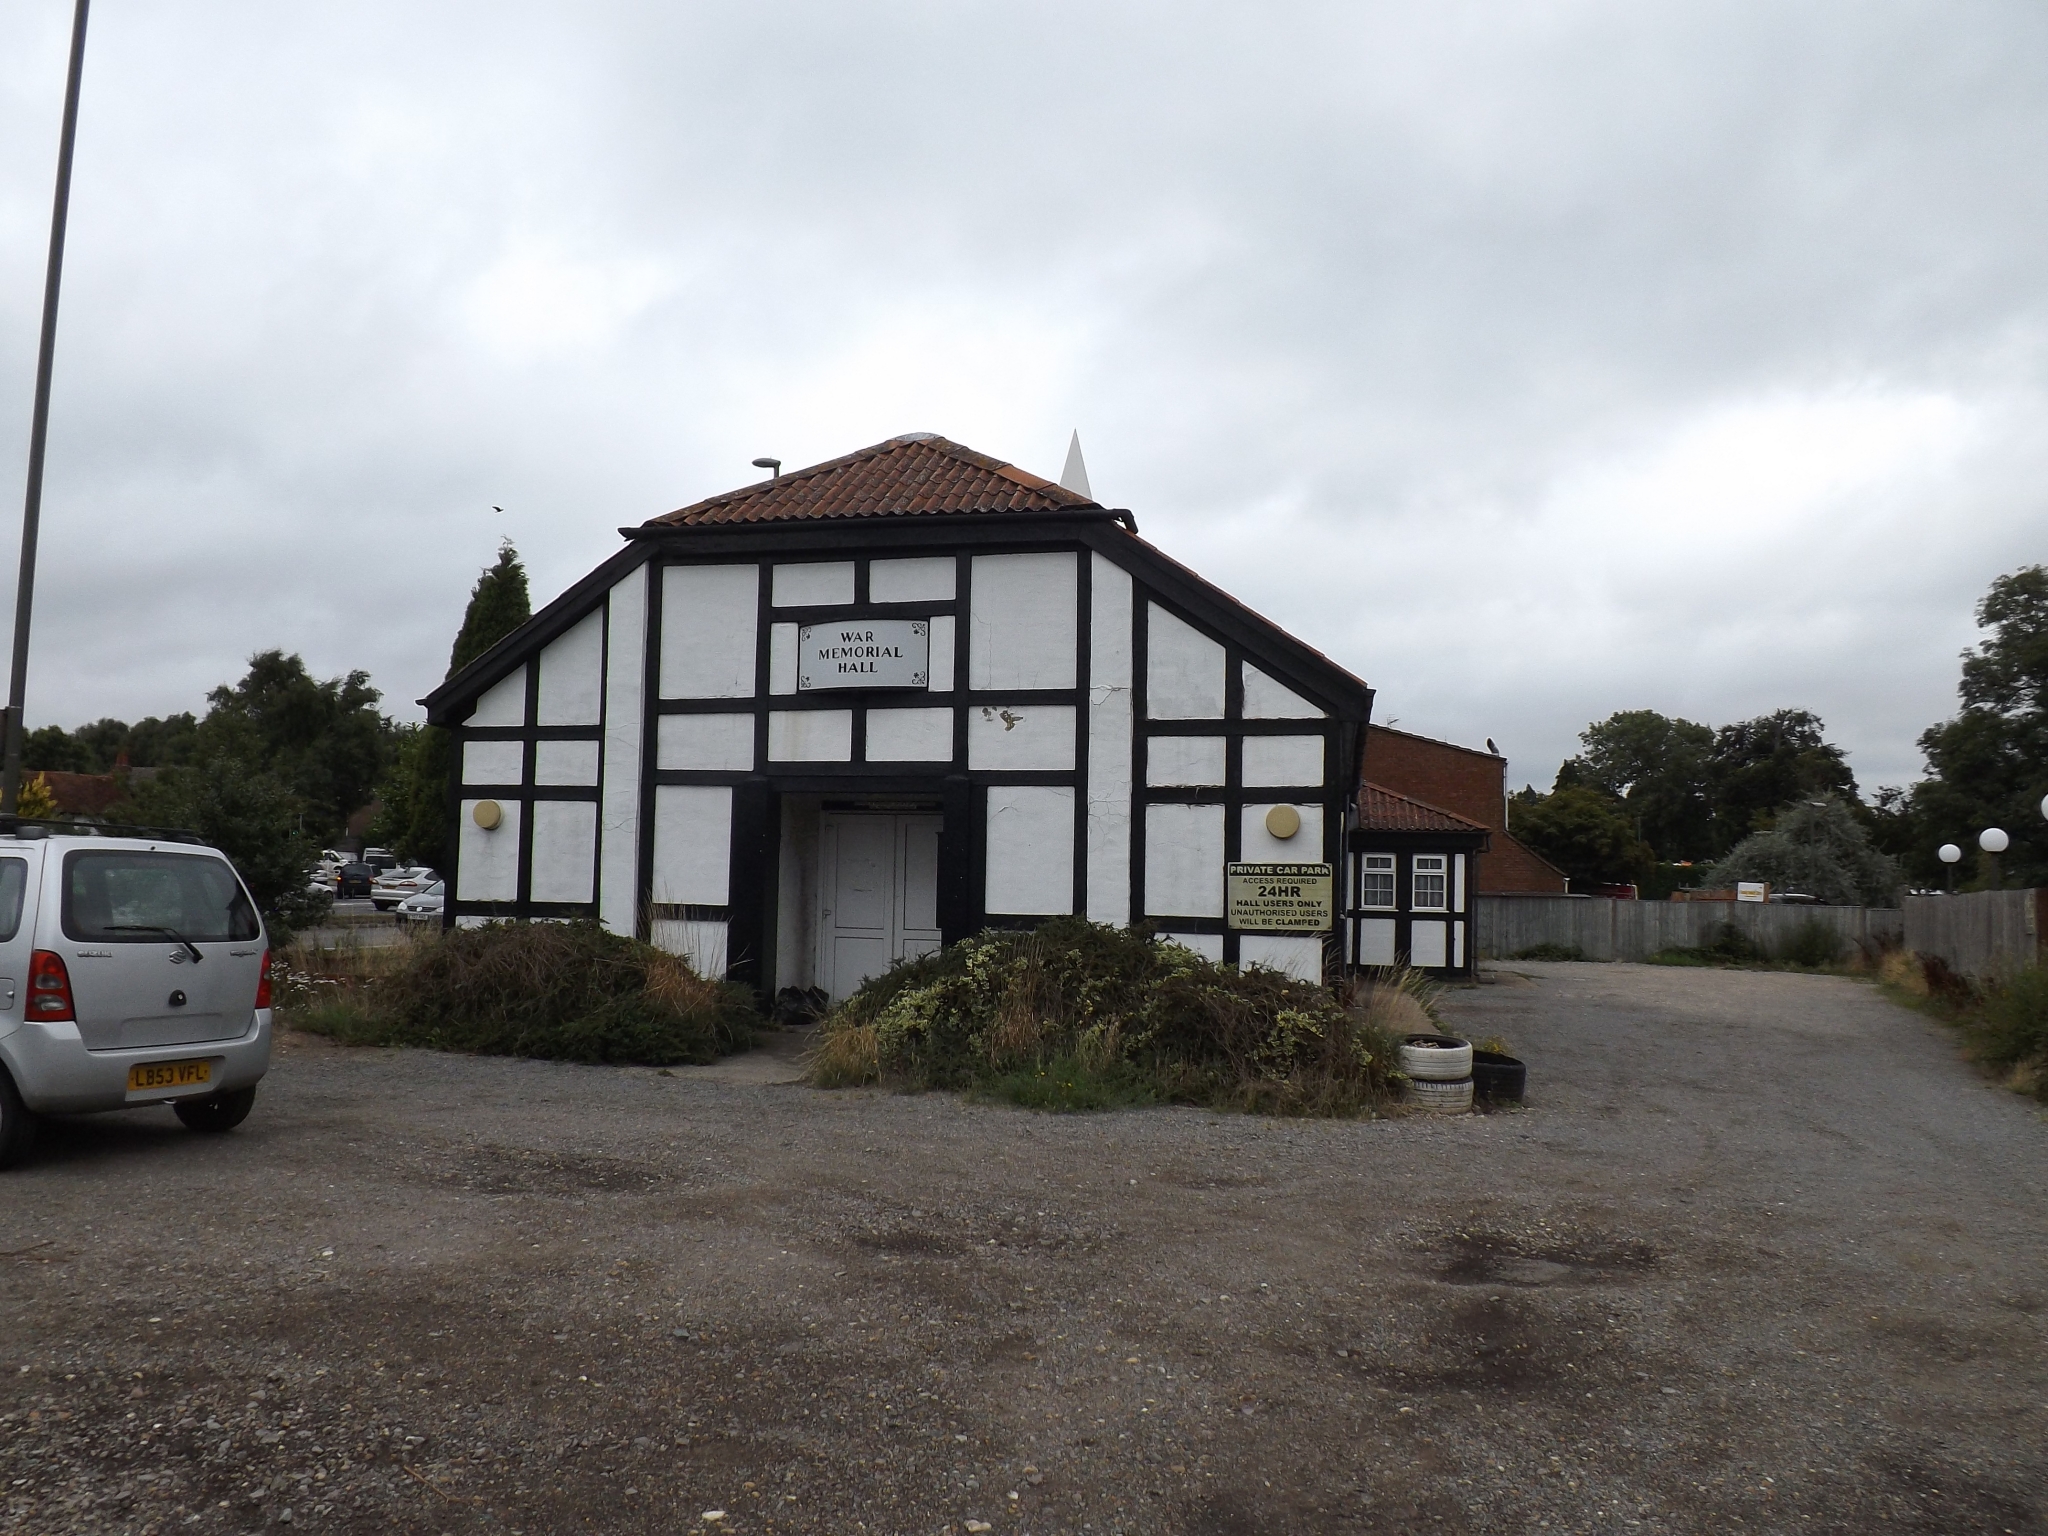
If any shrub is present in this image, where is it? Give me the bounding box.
[808,918,1403,1117]
[1511,943,1587,962]
[288,920,758,1065]
[1972,967,2048,1099]
[1775,918,1846,968]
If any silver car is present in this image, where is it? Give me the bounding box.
[0,830,273,1169]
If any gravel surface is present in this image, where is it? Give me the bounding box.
[2,962,2045,1534]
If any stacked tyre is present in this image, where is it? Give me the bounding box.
[1400,1033,1473,1112]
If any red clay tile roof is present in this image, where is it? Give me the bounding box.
[1357,781,1490,834]
[641,434,1100,528]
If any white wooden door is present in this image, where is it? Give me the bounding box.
[818,814,943,1002]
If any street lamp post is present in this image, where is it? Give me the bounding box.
[1979,827,2009,891]
[1938,842,1962,894]
[1,0,92,815]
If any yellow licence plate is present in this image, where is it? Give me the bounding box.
[128,1060,211,1092]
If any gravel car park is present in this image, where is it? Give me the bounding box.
[0,963,2043,1533]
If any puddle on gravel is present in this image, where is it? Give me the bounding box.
[1430,1229,1660,1288]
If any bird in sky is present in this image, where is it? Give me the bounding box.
[1487,738,1500,755]
[492,505,503,513]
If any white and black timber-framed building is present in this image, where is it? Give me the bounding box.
[421,433,1486,998]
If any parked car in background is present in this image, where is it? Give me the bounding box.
[0,826,273,1170]
[335,862,376,899]
[394,880,444,925]
[370,868,439,911]
[360,848,400,874]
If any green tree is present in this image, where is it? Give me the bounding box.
[1561,710,1717,861]
[1887,566,2048,888]
[198,652,394,844]
[374,542,532,869]
[1705,709,1858,853]
[24,711,202,775]
[116,751,322,933]
[1705,796,1901,906]
[1508,784,1654,888]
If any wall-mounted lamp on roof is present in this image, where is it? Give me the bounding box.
[752,457,781,479]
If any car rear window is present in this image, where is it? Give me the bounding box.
[63,851,260,944]
[0,858,26,943]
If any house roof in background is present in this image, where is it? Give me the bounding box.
[640,434,1102,528]
[1357,781,1491,834]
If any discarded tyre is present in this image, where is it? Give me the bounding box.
[1399,1034,1473,1081]
[1405,1076,1474,1113]
[1471,1049,1526,1105]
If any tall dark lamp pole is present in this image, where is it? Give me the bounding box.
[2,0,92,814]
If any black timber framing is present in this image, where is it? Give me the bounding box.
[1344,826,1487,979]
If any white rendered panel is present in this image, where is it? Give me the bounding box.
[769,623,799,695]
[1086,554,1134,926]
[599,566,647,936]
[870,556,956,602]
[457,799,521,901]
[1454,921,1465,968]
[1145,735,1225,787]
[773,562,855,607]
[985,786,1075,915]
[768,710,853,762]
[652,919,727,978]
[1454,854,1466,913]
[1357,918,1397,967]
[970,552,1076,690]
[469,666,527,727]
[866,707,954,762]
[1159,931,1224,963]
[968,704,1075,771]
[1242,663,1325,719]
[927,615,955,693]
[657,713,755,772]
[661,564,758,698]
[1147,605,1225,719]
[1411,920,1448,969]
[1240,803,1325,863]
[536,610,604,725]
[530,800,598,904]
[1239,934,1323,982]
[1145,802,1225,918]
[462,739,523,785]
[1241,735,1324,788]
[651,785,731,906]
[534,739,601,785]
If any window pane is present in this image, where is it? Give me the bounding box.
[0,859,25,943]
[64,852,259,943]
[1413,858,1447,910]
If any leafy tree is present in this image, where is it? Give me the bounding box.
[115,751,325,935]
[1705,796,1901,906]
[1561,710,1717,861]
[23,712,200,774]
[373,542,532,869]
[196,652,394,844]
[1705,709,1858,852]
[1508,785,1654,887]
[1884,566,2048,888]
[124,712,200,768]
[15,773,58,818]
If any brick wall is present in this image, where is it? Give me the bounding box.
[1361,726,1566,895]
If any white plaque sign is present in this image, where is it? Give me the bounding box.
[797,619,929,691]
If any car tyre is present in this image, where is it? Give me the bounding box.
[174,1086,257,1134]
[372,901,394,911]
[0,1067,38,1170]
[1399,1033,1474,1081]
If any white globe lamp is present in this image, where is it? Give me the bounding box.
[2040,792,2048,821]
[1979,827,2009,853]
[1938,843,1962,864]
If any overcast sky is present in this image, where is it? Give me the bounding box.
[2,2,2043,794]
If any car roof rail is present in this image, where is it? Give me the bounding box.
[0,814,209,845]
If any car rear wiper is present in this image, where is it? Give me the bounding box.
[105,925,204,963]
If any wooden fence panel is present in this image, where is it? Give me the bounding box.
[1902,890,2045,979]
[1474,897,1904,964]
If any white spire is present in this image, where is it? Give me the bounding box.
[1058,430,1093,499]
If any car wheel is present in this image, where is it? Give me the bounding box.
[173,1086,257,1134]
[372,901,393,911]
[0,1067,38,1170]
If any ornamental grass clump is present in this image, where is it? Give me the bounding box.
[807,917,1403,1116]
[290,920,758,1066]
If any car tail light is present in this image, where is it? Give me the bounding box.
[254,949,273,1010]
[28,950,74,1022]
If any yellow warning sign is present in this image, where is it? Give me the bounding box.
[1226,862,1334,933]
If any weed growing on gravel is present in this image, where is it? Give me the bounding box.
[284,920,758,1066]
[1649,919,1853,971]
[1510,943,1588,962]
[806,917,1404,1116]
[1882,953,2048,1102]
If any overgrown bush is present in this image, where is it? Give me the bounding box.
[1511,943,1587,962]
[1971,967,2048,1099]
[288,920,757,1065]
[808,918,1405,1117]
[1651,922,1764,967]
[1775,918,1846,968]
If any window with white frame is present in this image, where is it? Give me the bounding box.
[1360,854,1395,910]
[1412,854,1448,911]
